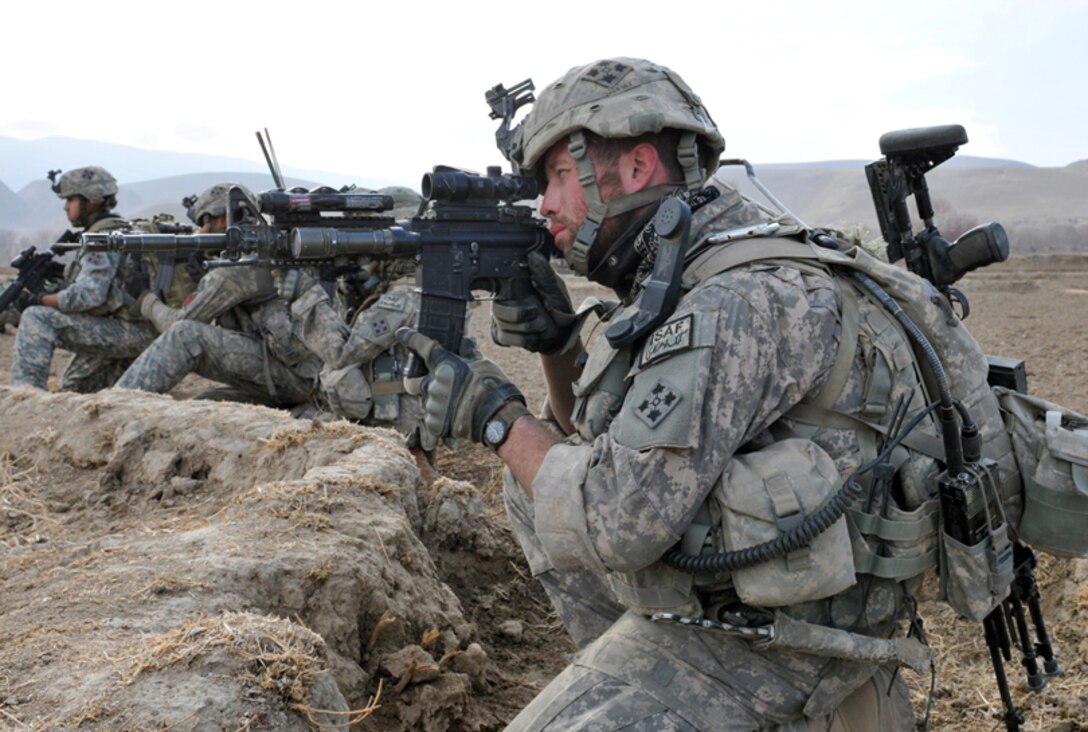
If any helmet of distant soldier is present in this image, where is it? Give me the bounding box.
[508,57,724,184]
[187,183,256,225]
[51,166,119,204]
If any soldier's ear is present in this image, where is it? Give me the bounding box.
[620,142,666,194]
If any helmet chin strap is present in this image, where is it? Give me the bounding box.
[566,130,702,277]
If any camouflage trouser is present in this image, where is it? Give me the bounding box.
[9,306,157,391]
[61,354,136,393]
[1,307,19,331]
[502,474,915,731]
[115,320,314,406]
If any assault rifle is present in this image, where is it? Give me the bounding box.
[81,185,397,262]
[0,234,81,313]
[288,165,553,358]
[867,125,1058,732]
[865,124,1009,315]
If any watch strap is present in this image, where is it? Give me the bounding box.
[485,401,532,450]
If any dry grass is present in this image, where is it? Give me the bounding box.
[308,558,334,583]
[367,610,397,653]
[420,627,441,650]
[0,453,57,545]
[130,576,210,598]
[121,613,323,705]
[907,562,1088,731]
[260,419,370,453]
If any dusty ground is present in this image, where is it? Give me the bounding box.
[1,254,1086,731]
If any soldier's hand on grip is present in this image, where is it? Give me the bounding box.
[122,263,151,302]
[15,291,42,310]
[490,252,576,354]
[396,327,524,443]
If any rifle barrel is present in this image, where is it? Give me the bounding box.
[82,232,230,253]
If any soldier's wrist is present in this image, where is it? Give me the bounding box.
[482,401,532,451]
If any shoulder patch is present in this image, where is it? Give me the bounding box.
[633,377,683,429]
[375,292,408,312]
[367,316,393,338]
[639,314,693,368]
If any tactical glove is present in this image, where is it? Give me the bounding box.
[122,263,151,301]
[16,291,42,310]
[490,252,577,354]
[397,327,525,443]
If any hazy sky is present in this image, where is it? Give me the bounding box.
[4,0,1086,187]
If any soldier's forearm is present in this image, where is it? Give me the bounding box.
[540,339,584,435]
[496,407,560,500]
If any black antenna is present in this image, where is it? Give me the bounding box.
[256,129,286,191]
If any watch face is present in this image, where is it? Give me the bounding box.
[485,419,507,447]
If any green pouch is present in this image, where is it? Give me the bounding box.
[939,520,1014,622]
[712,439,856,607]
[995,387,1088,558]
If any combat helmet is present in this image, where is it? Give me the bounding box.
[502,58,725,279]
[185,183,256,226]
[49,166,119,205]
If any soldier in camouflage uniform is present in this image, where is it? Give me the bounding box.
[9,166,158,392]
[116,184,320,407]
[276,258,442,472]
[393,58,1016,729]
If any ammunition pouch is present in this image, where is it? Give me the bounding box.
[321,365,373,421]
[995,387,1088,558]
[709,439,857,607]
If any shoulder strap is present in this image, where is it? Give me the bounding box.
[683,235,862,413]
[681,235,823,288]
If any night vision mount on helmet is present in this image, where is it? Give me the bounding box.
[48,166,118,204]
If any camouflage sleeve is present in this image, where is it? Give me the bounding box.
[141,266,272,333]
[531,266,842,573]
[56,251,119,313]
[291,285,419,370]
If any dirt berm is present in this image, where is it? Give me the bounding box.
[0,387,559,731]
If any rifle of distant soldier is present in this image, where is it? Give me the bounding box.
[0,235,81,313]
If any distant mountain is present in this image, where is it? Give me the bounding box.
[2,135,1084,257]
[0,134,393,193]
[715,157,1088,254]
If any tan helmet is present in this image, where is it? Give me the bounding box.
[187,183,255,225]
[509,58,724,184]
[50,166,119,204]
[503,58,725,279]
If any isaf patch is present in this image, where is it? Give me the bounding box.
[633,378,683,429]
[639,314,693,368]
[376,292,407,312]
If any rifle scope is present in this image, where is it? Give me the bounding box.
[423,167,539,203]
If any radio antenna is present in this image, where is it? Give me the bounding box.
[256,128,286,191]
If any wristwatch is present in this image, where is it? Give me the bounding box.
[483,402,531,450]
